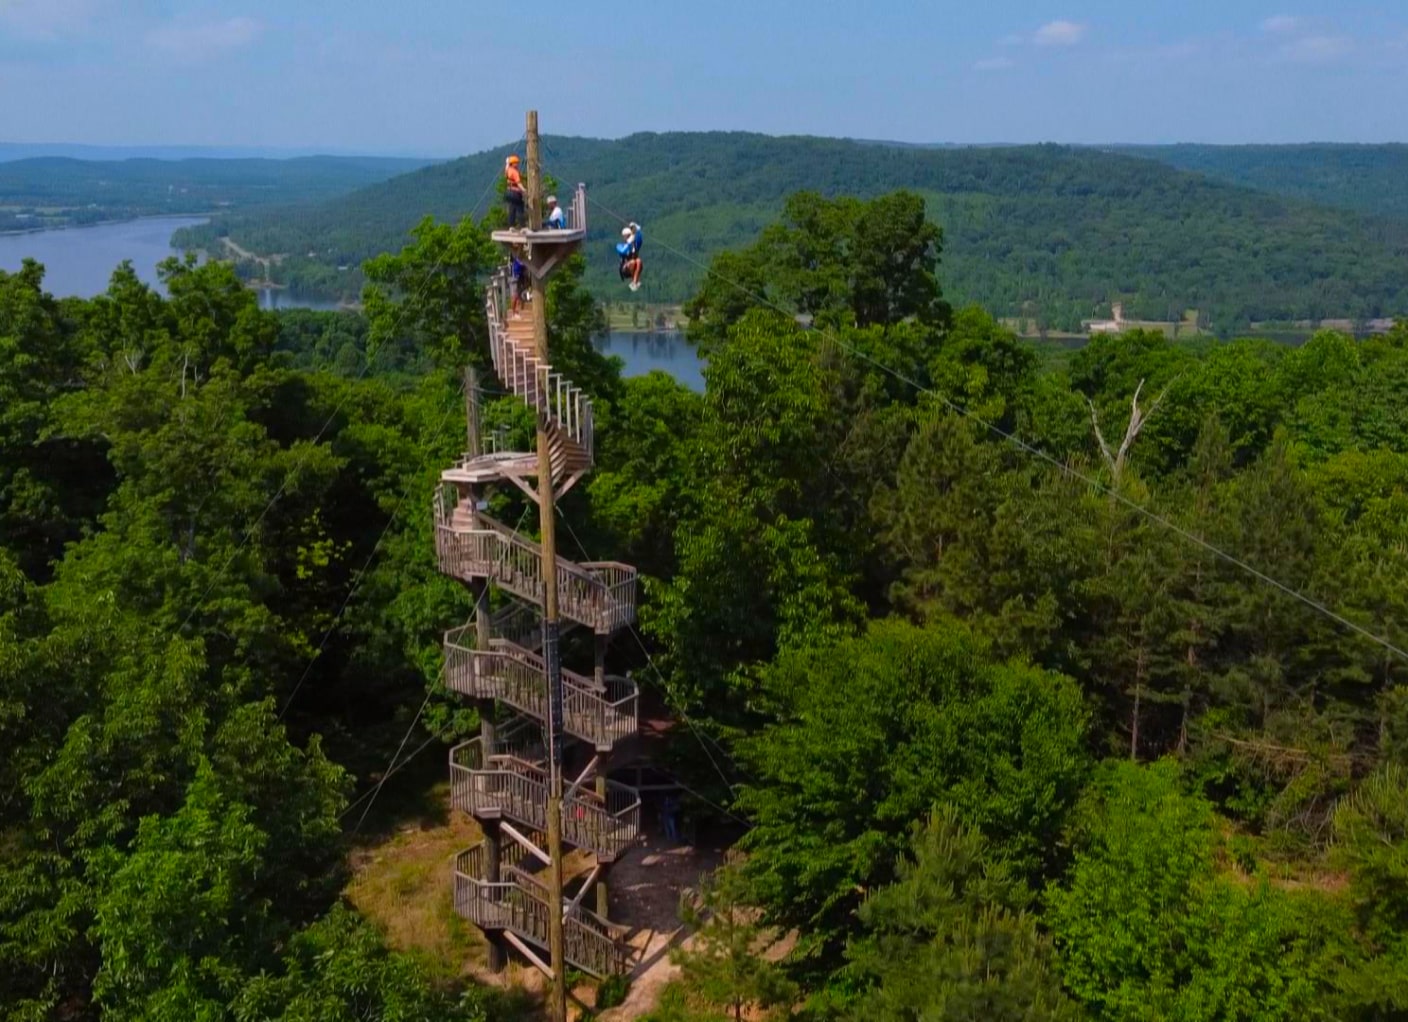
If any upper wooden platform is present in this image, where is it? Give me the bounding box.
[491,183,588,280]
[490,225,586,247]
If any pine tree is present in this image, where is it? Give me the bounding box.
[670,867,796,1022]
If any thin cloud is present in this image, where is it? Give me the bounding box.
[146,16,262,60]
[1278,33,1352,62]
[974,56,1016,71]
[0,0,100,40]
[1034,20,1087,47]
[1261,14,1303,34]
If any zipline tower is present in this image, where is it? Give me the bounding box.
[435,111,639,1019]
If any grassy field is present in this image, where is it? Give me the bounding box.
[345,780,489,980]
[602,302,687,333]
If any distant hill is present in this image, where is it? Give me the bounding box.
[1110,144,1408,221]
[0,143,440,162]
[0,155,442,232]
[173,133,1408,332]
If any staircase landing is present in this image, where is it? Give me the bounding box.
[441,451,539,485]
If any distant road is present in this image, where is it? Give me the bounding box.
[221,237,268,263]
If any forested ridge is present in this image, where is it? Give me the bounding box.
[1115,143,1408,220]
[4,184,1408,1020]
[173,134,1408,333]
[0,155,439,233]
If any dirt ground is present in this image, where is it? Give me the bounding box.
[596,829,726,1021]
[345,773,728,1020]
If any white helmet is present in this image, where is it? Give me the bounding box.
[621,227,632,237]
[546,195,558,205]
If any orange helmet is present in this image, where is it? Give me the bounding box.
[507,154,520,164]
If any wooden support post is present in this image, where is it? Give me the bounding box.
[596,766,611,921]
[481,817,505,972]
[464,365,480,457]
[466,367,502,970]
[527,108,569,1022]
[592,632,611,919]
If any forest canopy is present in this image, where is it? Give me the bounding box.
[5,180,1408,1020]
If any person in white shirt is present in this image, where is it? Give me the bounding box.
[545,195,566,229]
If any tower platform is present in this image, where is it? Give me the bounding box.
[491,183,589,280]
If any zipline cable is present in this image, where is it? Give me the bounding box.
[278,376,470,720]
[347,504,535,834]
[557,517,744,802]
[175,138,523,642]
[567,184,1408,668]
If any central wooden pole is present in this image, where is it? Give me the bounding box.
[527,108,569,1022]
[465,365,507,973]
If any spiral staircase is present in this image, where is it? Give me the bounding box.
[436,184,641,978]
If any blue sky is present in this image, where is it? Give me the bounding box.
[1,0,1405,155]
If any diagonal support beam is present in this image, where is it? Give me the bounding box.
[567,870,601,917]
[564,864,602,918]
[501,470,542,505]
[564,755,600,803]
[504,931,554,978]
[502,821,550,866]
[554,470,587,501]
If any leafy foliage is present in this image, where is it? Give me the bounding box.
[1047,761,1350,1021]
[734,621,1089,964]
[668,867,796,1022]
[842,807,1081,1021]
[8,168,1408,1021]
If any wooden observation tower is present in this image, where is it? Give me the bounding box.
[435,112,639,1017]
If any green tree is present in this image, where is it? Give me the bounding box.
[670,867,797,1022]
[844,806,1081,1021]
[644,313,865,721]
[0,261,103,579]
[233,907,500,1022]
[362,215,495,373]
[735,620,1088,964]
[1047,760,1345,1021]
[1333,765,1408,1016]
[686,190,950,352]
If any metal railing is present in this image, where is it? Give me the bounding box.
[444,627,639,749]
[563,182,587,234]
[485,267,595,465]
[454,843,515,930]
[488,716,545,761]
[456,843,624,976]
[490,602,541,650]
[450,740,641,860]
[433,500,637,634]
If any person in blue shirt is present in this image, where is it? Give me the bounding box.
[510,255,528,316]
[545,195,566,230]
[616,222,643,291]
[661,793,680,842]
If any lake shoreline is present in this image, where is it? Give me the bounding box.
[0,211,215,239]
[0,214,214,297]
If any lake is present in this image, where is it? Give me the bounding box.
[595,332,704,391]
[0,216,212,297]
[0,216,338,310]
[0,216,706,387]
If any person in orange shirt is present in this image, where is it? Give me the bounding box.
[504,155,525,229]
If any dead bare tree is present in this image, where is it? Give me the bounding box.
[1086,377,1174,485]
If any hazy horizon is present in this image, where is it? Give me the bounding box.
[4,135,1408,167]
[2,1,1406,153]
